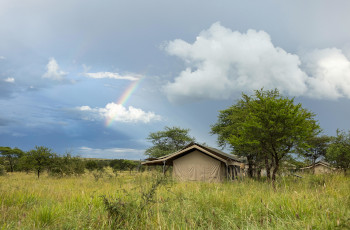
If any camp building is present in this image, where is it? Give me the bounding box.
[142,143,245,182]
[299,160,335,174]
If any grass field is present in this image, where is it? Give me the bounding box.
[0,170,349,229]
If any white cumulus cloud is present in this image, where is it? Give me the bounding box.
[42,57,67,81]
[303,48,350,99]
[163,22,350,102]
[84,72,140,81]
[164,22,308,102]
[4,77,15,83]
[75,103,161,123]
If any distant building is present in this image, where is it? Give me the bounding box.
[142,143,245,182]
[299,160,335,174]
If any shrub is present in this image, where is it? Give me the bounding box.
[102,175,167,228]
[0,164,6,176]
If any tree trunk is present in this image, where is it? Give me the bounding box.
[257,168,261,179]
[272,158,279,181]
[9,160,14,172]
[265,156,271,179]
[37,169,40,179]
[247,156,254,178]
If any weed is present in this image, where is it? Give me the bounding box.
[102,175,168,228]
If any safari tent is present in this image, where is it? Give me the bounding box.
[299,160,335,174]
[142,143,245,182]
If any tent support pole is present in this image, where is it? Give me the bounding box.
[226,163,228,181]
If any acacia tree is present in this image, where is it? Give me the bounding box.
[326,129,350,174]
[211,100,263,178]
[27,146,55,178]
[0,147,24,172]
[298,135,330,173]
[145,126,195,158]
[211,89,320,180]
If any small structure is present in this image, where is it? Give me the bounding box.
[142,143,244,182]
[299,160,335,174]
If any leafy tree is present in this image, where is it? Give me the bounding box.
[110,159,139,174]
[0,147,24,172]
[326,129,350,174]
[145,126,195,158]
[298,135,331,173]
[85,160,99,172]
[211,99,263,178]
[17,153,33,173]
[211,89,320,180]
[48,153,85,177]
[85,160,105,172]
[27,146,55,178]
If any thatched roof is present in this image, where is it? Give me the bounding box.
[142,143,244,166]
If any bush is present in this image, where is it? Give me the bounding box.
[0,164,5,176]
[102,175,167,228]
[48,154,85,177]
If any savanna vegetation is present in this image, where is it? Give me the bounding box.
[0,170,349,229]
[1,89,350,229]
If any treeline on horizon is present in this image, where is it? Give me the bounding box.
[0,146,139,178]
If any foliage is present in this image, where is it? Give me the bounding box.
[326,129,350,174]
[0,146,24,172]
[48,153,85,177]
[17,153,33,173]
[283,155,307,169]
[145,126,195,158]
[102,175,167,228]
[110,159,139,174]
[0,164,5,176]
[298,135,331,167]
[27,146,55,178]
[211,89,320,180]
[85,160,105,172]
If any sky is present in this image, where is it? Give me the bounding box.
[1,0,350,160]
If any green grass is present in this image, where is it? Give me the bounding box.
[0,170,349,229]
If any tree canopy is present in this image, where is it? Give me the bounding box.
[298,135,330,171]
[0,147,24,172]
[145,126,195,158]
[211,89,320,180]
[326,129,350,174]
[27,146,55,178]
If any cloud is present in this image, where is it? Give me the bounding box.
[42,57,67,81]
[164,22,308,102]
[0,56,5,60]
[75,103,161,123]
[0,117,15,126]
[0,78,16,98]
[4,77,15,83]
[163,22,350,102]
[303,48,350,99]
[84,72,140,81]
[75,146,145,159]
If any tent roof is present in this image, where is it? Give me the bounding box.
[299,160,333,170]
[142,143,243,166]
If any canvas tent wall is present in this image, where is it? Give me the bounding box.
[142,143,244,182]
[172,150,226,182]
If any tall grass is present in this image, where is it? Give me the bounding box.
[0,170,349,229]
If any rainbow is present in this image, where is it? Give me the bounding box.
[105,77,144,127]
